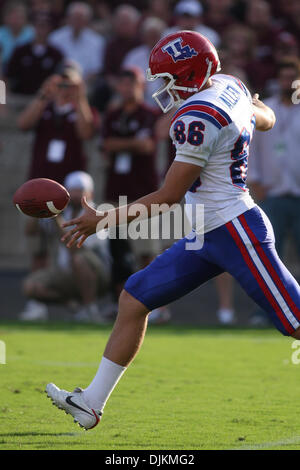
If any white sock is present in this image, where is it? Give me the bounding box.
[82,356,126,412]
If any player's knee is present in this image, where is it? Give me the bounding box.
[119,289,149,317]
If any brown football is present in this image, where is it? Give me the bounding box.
[13,178,70,218]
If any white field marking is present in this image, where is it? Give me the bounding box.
[232,218,300,330]
[231,435,300,450]
[46,201,61,214]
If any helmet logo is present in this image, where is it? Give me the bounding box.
[162,37,198,63]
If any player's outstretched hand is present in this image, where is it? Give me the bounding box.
[61,197,103,249]
[252,92,276,131]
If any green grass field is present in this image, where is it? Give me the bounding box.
[1,321,300,450]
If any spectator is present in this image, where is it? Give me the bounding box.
[88,73,115,115]
[90,4,142,115]
[249,58,300,259]
[17,62,98,184]
[103,4,141,81]
[244,0,282,60]
[246,31,299,97]
[0,1,34,73]
[276,0,300,46]
[20,171,112,322]
[48,2,105,81]
[102,67,158,221]
[203,0,235,35]
[123,16,166,108]
[28,0,62,28]
[6,12,64,95]
[144,0,172,25]
[99,0,148,11]
[91,1,114,38]
[102,66,170,322]
[28,0,52,17]
[164,0,220,48]
[221,23,256,72]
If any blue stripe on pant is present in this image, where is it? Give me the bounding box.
[124,206,300,336]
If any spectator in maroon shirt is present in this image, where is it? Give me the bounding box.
[17,61,99,184]
[144,0,172,25]
[91,1,114,38]
[246,31,299,97]
[101,66,170,322]
[6,12,64,95]
[103,4,141,83]
[203,0,236,36]
[244,0,283,60]
[100,0,148,12]
[28,0,63,29]
[102,67,158,204]
[102,67,159,267]
[221,23,256,72]
[277,0,300,46]
[90,4,141,115]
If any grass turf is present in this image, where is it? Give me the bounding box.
[0,321,299,450]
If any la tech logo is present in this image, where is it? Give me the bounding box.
[162,38,198,62]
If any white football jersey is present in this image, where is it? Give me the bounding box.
[170,73,256,234]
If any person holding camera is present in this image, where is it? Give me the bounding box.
[17,62,99,320]
[17,61,99,184]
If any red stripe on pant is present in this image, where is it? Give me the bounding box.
[239,213,300,323]
[226,221,294,335]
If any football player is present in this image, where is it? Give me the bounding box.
[46,31,300,430]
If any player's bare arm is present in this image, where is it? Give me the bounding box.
[61,161,202,248]
[252,93,276,131]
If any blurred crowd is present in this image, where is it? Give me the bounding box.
[1,0,300,99]
[1,0,300,325]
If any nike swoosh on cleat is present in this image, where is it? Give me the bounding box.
[65,395,95,417]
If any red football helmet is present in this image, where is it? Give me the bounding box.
[147,30,221,112]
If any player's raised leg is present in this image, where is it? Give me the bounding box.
[46,292,148,430]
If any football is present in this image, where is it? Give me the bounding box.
[13,178,70,218]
